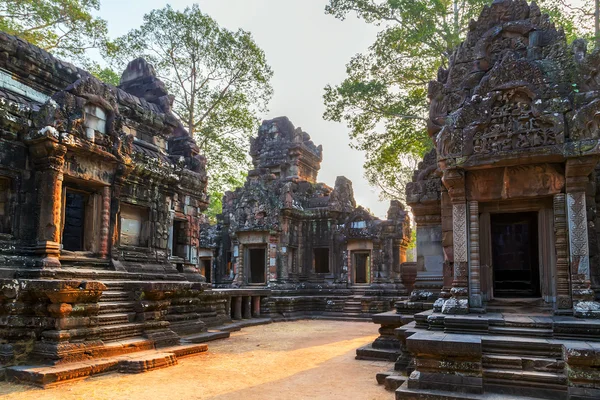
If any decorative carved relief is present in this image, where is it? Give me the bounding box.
[453,203,468,263]
[472,89,563,155]
[567,192,589,258]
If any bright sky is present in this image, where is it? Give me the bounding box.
[94,0,388,217]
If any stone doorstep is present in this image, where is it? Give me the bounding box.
[6,343,209,388]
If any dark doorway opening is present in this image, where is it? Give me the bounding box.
[63,191,87,251]
[491,212,540,297]
[314,248,330,274]
[201,258,212,283]
[172,220,186,258]
[354,252,370,284]
[248,248,266,284]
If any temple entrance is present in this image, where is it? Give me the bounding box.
[201,258,212,283]
[353,252,371,284]
[62,190,87,251]
[248,247,266,284]
[491,212,540,297]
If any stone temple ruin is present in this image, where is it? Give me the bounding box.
[0,30,413,385]
[2,0,600,397]
[361,1,600,399]
[201,116,412,317]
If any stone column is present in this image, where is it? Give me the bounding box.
[232,296,242,320]
[441,169,469,314]
[252,296,261,317]
[242,296,252,319]
[469,201,482,309]
[99,186,111,258]
[553,194,572,313]
[27,136,67,268]
[566,158,600,318]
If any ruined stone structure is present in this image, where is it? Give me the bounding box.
[202,117,413,319]
[364,1,600,399]
[0,33,249,384]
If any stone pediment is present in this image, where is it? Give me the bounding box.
[429,0,600,169]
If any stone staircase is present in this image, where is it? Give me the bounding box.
[343,297,363,315]
[97,280,143,343]
[481,336,568,400]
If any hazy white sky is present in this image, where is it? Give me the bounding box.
[95,0,388,217]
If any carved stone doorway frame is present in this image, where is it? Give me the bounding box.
[478,198,556,305]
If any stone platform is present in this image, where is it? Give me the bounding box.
[6,344,208,388]
[365,310,600,400]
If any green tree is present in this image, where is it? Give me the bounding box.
[324,0,579,201]
[0,0,108,59]
[108,5,273,217]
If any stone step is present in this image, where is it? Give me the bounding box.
[99,291,131,302]
[99,281,126,290]
[183,330,231,344]
[159,343,208,359]
[481,337,563,358]
[98,313,134,326]
[356,343,400,362]
[6,344,209,387]
[93,338,155,358]
[488,326,553,338]
[98,301,135,314]
[7,359,119,388]
[482,354,565,372]
[376,370,395,385]
[385,375,407,391]
[118,351,178,373]
[396,381,549,400]
[98,322,145,342]
[483,369,567,386]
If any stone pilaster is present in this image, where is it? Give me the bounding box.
[469,201,482,309]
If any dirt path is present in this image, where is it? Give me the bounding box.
[0,320,395,400]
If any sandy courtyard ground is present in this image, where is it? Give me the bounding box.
[0,320,394,400]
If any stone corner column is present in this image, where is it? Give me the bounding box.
[26,135,68,269]
[566,157,600,319]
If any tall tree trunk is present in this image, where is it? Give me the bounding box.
[596,0,600,48]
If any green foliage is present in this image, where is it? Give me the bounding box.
[541,1,597,44]
[324,0,580,202]
[84,61,120,86]
[0,0,108,59]
[324,0,489,201]
[107,5,273,216]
